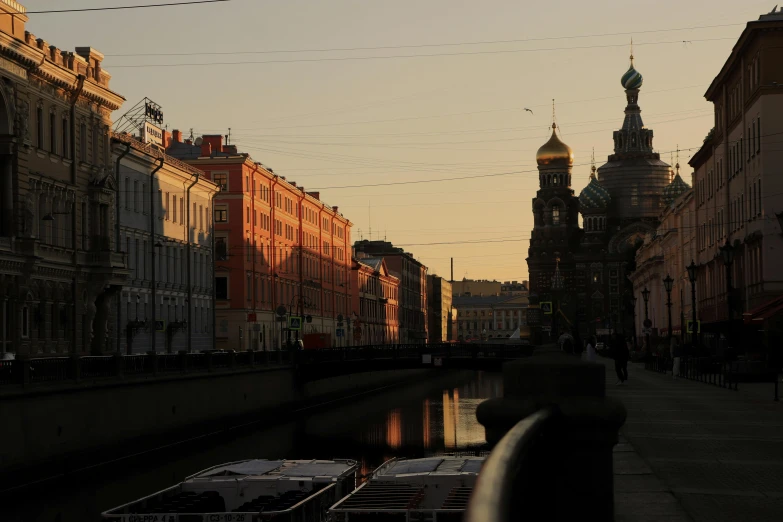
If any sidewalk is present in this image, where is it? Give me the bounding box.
[606,359,783,522]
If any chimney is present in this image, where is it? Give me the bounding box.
[185,139,192,145]
[307,191,320,200]
[172,129,182,143]
[222,144,237,154]
[75,47,104,80]
[332,206,339,213]
[163,130,171,148]
[203,134,223,153]
[201,141,212,157]
[290,182,297,188]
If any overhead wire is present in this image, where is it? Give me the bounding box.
[19,1,229,14]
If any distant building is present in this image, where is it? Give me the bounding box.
[351,256,399,345]
[113,132,218,354]
[452,279,528,297]
[453,295,528,341]
[426,275,453,343]
[167,133,352,350]
[354,240,427,344]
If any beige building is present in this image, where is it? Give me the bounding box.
[452,279,528,297]
[114,132,218,354]
[629,187,697,342]
[0,2,127,357]
[454,295,528,341]
[426,275,452,343]
[689,9,783,342]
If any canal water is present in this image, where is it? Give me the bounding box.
[3,370,502,522]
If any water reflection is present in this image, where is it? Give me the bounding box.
[3,370,503,522]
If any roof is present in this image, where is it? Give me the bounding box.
[112,132,206,179]
[452,295,528,307]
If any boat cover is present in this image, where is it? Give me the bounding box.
[198,460,285,477]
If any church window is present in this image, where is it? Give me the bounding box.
[552,207,560,225]
[553,175,558,186]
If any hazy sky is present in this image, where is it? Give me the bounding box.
[23,0,773,282]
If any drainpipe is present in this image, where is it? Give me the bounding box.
[114,140,131,354]
[185,171,200,352]
[249,162,260,351]
[149,157,164,353]
[70,74,85,354]
[270,176,279,348]
[209,190,217,351]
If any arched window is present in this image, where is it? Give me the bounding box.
[552,206,560,225]
[587,218,593,231]
[547,174,552,186]
[553,175,558,185]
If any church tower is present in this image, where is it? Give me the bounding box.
[597,46,670,221]
[527,114,582,304]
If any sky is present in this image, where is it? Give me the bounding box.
[21,0,775,282]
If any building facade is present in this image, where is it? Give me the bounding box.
[629,187,696,345]
[351,256,399,345]
[353,240,427,344]
[0,2,127,357]
[527,52,673,341]
[167,133,352,351]
[113,132,218,354]
[454,295,528,341]
[689,10,783,345]
[426,275,453,343]
[452,279,528,297]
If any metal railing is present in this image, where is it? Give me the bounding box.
[465,409,556,522]
[0,342,533,388]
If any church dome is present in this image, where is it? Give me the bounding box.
[621,62,643,90]
[536,123,574,166]
[662,172,691,205]
[579,169,611,210]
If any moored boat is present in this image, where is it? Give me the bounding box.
[101,458,358,522]
[328,456,484,522]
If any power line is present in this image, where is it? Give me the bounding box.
[104,22,743,57]
[107,37,736,68]
[22,1,230,14]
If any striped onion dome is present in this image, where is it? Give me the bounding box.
[579,168,611,210]
[663,172,690,206]
[621,63,643,90]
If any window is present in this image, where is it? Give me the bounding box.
[199,205,204,231]
[246,206,250,224]
[213,173,228,191]
[80,122,87,160]
[215,277,228,299]
[172,196,177,223]
[215,237,227,260]
[62,117,69,158]
[124,178,131,209]
[757,117,761,154]
[552,206,560,225]
[142,184,148,214]
[21,306,29,338]
[36,105,44,148]
[49,111,56,153]
[180,199,184,224]
[214,206,228,223]
[133,181,139,211]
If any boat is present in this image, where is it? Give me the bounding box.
[101,458,358,522]
[328,456,484,522]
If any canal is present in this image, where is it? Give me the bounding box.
[3,370,502,521]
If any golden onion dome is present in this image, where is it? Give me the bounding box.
[536,123,574,166]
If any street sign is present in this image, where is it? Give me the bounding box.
[155,320,166,332]
[289,316,302,331]
[275,305,287,317]
[642,327,653,335]
[247,313,257,322]
[541,302,553,315]
[336,328,344,338]
[686,320,701,334]
[643,318,653,328]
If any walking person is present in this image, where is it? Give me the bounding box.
[584,335,598,363]
[612,332,629,385]
[670,337,681,379]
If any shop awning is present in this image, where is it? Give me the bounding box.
[743,295,783,325]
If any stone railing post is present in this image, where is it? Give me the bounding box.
[248,349,255,367]
[113,353,124,378]
[229,350,237,369]
[146,351,158,376]
[206,351,213,372]
[69,354,81,383]
[475,347,626,521]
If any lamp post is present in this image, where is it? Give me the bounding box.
[719,240,735,354]
[641,286,651,354]
[663,274,674,342]
[687,260,698,354]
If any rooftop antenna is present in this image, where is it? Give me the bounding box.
[189,128,194,141]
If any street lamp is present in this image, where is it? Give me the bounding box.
[641,287,651,354]
[719,240,735,353]
[663,274,674,342]
[687,260,698,354]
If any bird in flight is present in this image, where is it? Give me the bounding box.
[524,108,534,114]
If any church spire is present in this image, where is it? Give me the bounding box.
[590,147,596,180]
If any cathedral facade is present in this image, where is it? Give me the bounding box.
[527,54,689,340]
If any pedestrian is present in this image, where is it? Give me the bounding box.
[670,337,681,379]
[613,332,629,385]
[584,335,598,363]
